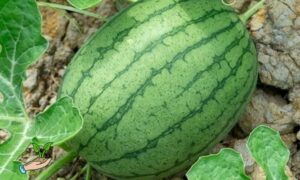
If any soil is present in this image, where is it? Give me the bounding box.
[24,0,300,179]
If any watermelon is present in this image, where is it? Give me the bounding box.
[59,0,257,179]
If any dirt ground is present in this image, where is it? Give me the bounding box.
[24,0,300,179]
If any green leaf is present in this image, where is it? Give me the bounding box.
[0,0,48,111]
[67,0,102,9]
[28,97,83,145]
[32,137,39,144]
[247,125,290,180]
[0,97,83,178]
[43,142,53,152]
[0,0,83,178]
[32,142,40,153]
[0,0,47,178]
[186,148,250,180]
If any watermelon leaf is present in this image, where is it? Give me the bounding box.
[27,97,83,145]
[247,125,290,180]
[0,0,47,178]
[186,125,291,180]
[186,148,250,180]
[0,97,83,178]
[67,0,102,10]
[0,0,83,178]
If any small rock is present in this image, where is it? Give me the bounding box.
[49,95,57,105]
[250,8,267,31]
[63,21,83,49]
[294,17,300,28]
[250,0,300,89]
[281,133,297,154]
[251,164,266,180]
[239,89,295,134]
[294,111,300,125]
[24,68,38,90]
[251,164,294,180]
[230,0,249,12]
[297,131,300,141]
[292,151,300,179]
[39,96,49,110]
[233,139,255,173]
[40,7,68,41]
[286,166,296,180]
[53,44,74,63]
[289,85,300,125]
[257,45,299,89]
[58,68,66,77]
[289,85,300,102]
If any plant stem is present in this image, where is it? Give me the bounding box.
[239,0,266,23]
[40,151,45,158]
[85,164,91,180]
[36,151,78,180]
[37,2,105,20]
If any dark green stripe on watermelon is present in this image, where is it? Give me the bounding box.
[59,0,258,179]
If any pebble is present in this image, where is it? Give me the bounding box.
[281,134,297,154]
[250,0,300,89]
[23,68,38,90]
[251,164,266,180]
[233,139,255,173]
[296,131,300,140]
[239,89,295,134]
[292,151,300,178]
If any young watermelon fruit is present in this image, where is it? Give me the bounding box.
[59,0,257,179]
